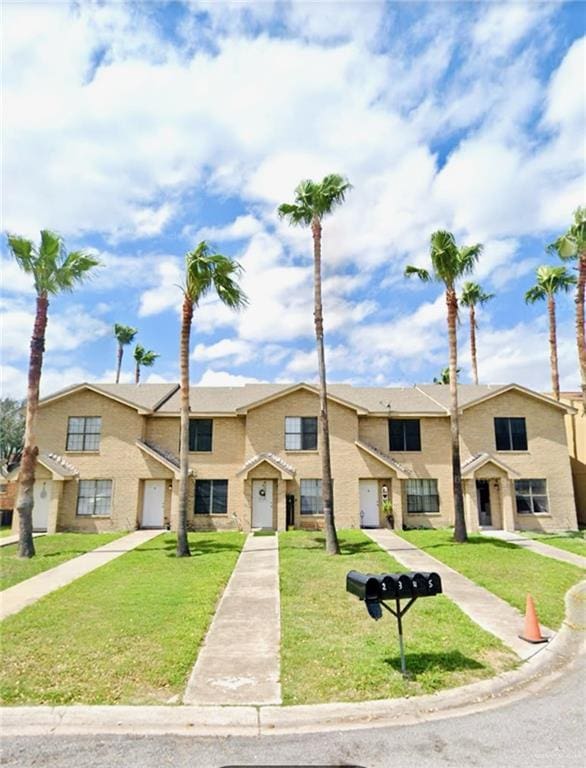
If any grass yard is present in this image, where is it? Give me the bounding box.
[0,532,244,705]
[279,530,516,705]
[521,530,585,558]
[0,527,12,537]
[0,532,125,590]
[400,529,585,629]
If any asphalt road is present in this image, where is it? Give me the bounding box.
[2,654,585,768]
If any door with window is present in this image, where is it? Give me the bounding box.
[476,480,492,526]
[142,480,165,528]
[252,480,274,529]
[33,480,51,531]
[359,479,379,528]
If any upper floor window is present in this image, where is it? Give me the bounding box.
[406,479,439,514]
[66,417,101,451]
[515,479,548,514]
[189,419,213,452]
[389,419,421,451]
[77,479,112,516]
[285,417,318,450]
[195,479,227,514]
[494,417,527,451]
[300,479,323,515]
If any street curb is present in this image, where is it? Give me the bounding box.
[1,580,584,737]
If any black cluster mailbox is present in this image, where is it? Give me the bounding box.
[346,570,443,676]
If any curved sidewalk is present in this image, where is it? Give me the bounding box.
[479,529,586,569]
[0,529,162,621]
[365,528,549,659]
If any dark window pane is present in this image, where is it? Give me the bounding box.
[195,480,211,514]
[533,496,549,514]
[510,418,527,450]
[212,480,228,514]
[301,417,318,450]
[390,420,421,451]
[189,419,213,451]
[494,418,510,450]
[404,420,421,451]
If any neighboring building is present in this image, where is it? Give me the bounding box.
[0,475,17,527]
[11,381,578,535]
[560,392,586,527]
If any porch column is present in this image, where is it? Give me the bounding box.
[47,479,62,534]
[501,479,516,532]
[464,479,479,533]
[276,478,286,531]
[392,479,404,531]
[169,479,180,531]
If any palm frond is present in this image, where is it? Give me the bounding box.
[524,285,546,304]
[6,235,35,274]
[184,242,247,309]
[114,324,138,345]
[404,265,432,282]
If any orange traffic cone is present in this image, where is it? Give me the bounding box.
[519,593,548,644]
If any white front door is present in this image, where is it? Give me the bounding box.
[142,480,165,528]
[359,480,379,528]
[252,480,274,529]
[33,480,51,531]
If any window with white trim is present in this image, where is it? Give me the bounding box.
[515,479,549,514]
[494,417,527,451]
[66,417,101,451]
[406,479,439,513]
[76,480,112,516]
[195,479,228,514]
[285,417,318,450]
[300,479,323,515]
[189,419,213,452]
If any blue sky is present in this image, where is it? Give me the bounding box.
[1,1,584,398]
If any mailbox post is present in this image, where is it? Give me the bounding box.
[346,570,443,677]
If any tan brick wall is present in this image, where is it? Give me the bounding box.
[562,396,586,525]
[461,391,577,531]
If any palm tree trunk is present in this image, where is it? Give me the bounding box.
[16,294,49,558]
[548,294,560,400]
[312,216,339,555]
[115,343,123,384]
[177,295,193,558]
[135,362,140,384]
[469,304,479,385]
[446,287,467,543]
[577,251,586,410]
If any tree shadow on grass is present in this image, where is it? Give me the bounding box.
[383,650,485,677]
[138,537,245,558]
[291,535,381,557]
[415,536,520,553]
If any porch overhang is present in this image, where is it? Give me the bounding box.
[237,452,296,480]
[461,452,517,479]
[354,441,411,479]
[135,440,187,479]
[12,452,78,481]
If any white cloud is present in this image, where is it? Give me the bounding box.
[138,259,183,317]
[195,368,268,387]
[192,338,254,365]
[193,215,264,242]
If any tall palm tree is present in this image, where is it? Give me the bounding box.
[278,174,351,556]
[133,344,159,384]
[460,282,494,385]
[548,207,586,409]
[114,324,137,383]
[176,242,247,558]
[525,265,576,401]
[6,231,99,558]
[405,231,483,543]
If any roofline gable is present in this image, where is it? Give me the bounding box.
[461,384,576,414]
[461,452,517,479]
[235,382,367,414]
[39,383,177,414]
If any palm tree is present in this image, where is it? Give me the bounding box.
[133,344,159,384]
[525,265,576,401]
[460,282,494,385]
[278,174,351,556]
[433,366,461,384]
[548,207,586,409]
[6,231,99,558]
[114,324,137,383]
[176,242,247,558]
[405,231,483,543]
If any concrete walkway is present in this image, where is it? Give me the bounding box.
[183,532,281,706]
[365,529,550,660]
[0,529,162,621]
[480,530,586,569]
[0,532,46,548]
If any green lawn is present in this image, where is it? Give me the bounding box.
[400,529,585,629]
[0,532,126,591]
[0,527,13,538]
[521,531,585,558]
[279,530,516,705]
[0,532,244,705]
